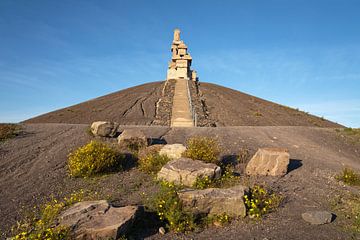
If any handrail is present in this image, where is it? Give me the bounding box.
[186,80,197,127]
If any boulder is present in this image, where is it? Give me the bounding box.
[90,121,118,137]
[157,157,221,187]
[159,144,186,160]
[59,200,139,240]
[245,147,290,176]
[117,129,148,147]
[178,185,248,217]
[301,211,334,225]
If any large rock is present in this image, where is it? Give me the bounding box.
[59,200,139,240]
[302,211,334,225]
[117,129,148,146]
[179,185,248,217]
[90,121,118,137]
[245,147,290,176]
[157,158,221,187]
[159,144,186,160]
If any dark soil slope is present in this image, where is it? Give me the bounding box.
[25,81,342,127]
[199,82,342,127]
[1,124,359,239]
[25,82,164,125]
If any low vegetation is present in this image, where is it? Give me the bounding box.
[68,140,125,177]
[332,193,360,234]
[138,152,170,175]
[193,165,240,189]
[122,138,147,153]
[335,168,360,186]
[11,190,85,240]
[145,181,196,233]
[237,147,251,164]
[336,128,360,144]
[183,136,221,163]
[244,185,283,219]
[0,123,20,142]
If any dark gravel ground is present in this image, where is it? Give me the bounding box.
[1,123,359,239]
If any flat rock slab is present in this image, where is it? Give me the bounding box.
[179,185,248,217]
[117,129,148,146]
[59,200,139,239]
[159,143,186,160]
[302,211,334,225]
[90,121,118,137]
[157,157,221,187]
[246,147,290,176]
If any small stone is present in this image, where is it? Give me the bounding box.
[159,144,186,160]
[246,147,290,176]
[301,211,334,225]
[159,227,166,235]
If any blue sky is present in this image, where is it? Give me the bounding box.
[0,0,359,127]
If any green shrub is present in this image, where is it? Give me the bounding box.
[193,165,240,189]
[244,185,283,219]
[336,168,360,186]
[138,152,170,174]
[0,123,19,142]
[183,136,220,163]
[68,140,124,177]
[145,181,196,233]
[12,190,85,240]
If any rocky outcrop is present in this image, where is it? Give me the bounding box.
[157,158,221,187]
[178,185,248,217]
[117,129,148,146]
[90,121,118,137]
[59,200,139,240]
[246,148,290,176]
[302,211,334,225]
[159,144,186,160]
[152,80,176,126]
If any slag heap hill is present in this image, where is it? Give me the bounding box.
[24,29,342,128]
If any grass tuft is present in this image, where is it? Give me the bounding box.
[336,168,360,186]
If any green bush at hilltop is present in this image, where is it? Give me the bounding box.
[183,136,221,163]
[68,140,125,177]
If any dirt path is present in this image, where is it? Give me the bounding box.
[0,124,359,239]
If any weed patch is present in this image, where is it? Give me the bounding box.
[68,140,125,177]
[145,181,196,233]
[244,185,283,219]
[138,148,170,175]
[11,190,85,240]
[336,168,360,186]
[183,136,220,163]
[193,165,240,189]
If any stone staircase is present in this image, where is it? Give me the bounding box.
[171,79,194,127]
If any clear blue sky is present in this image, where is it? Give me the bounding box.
[1,0,359,127]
